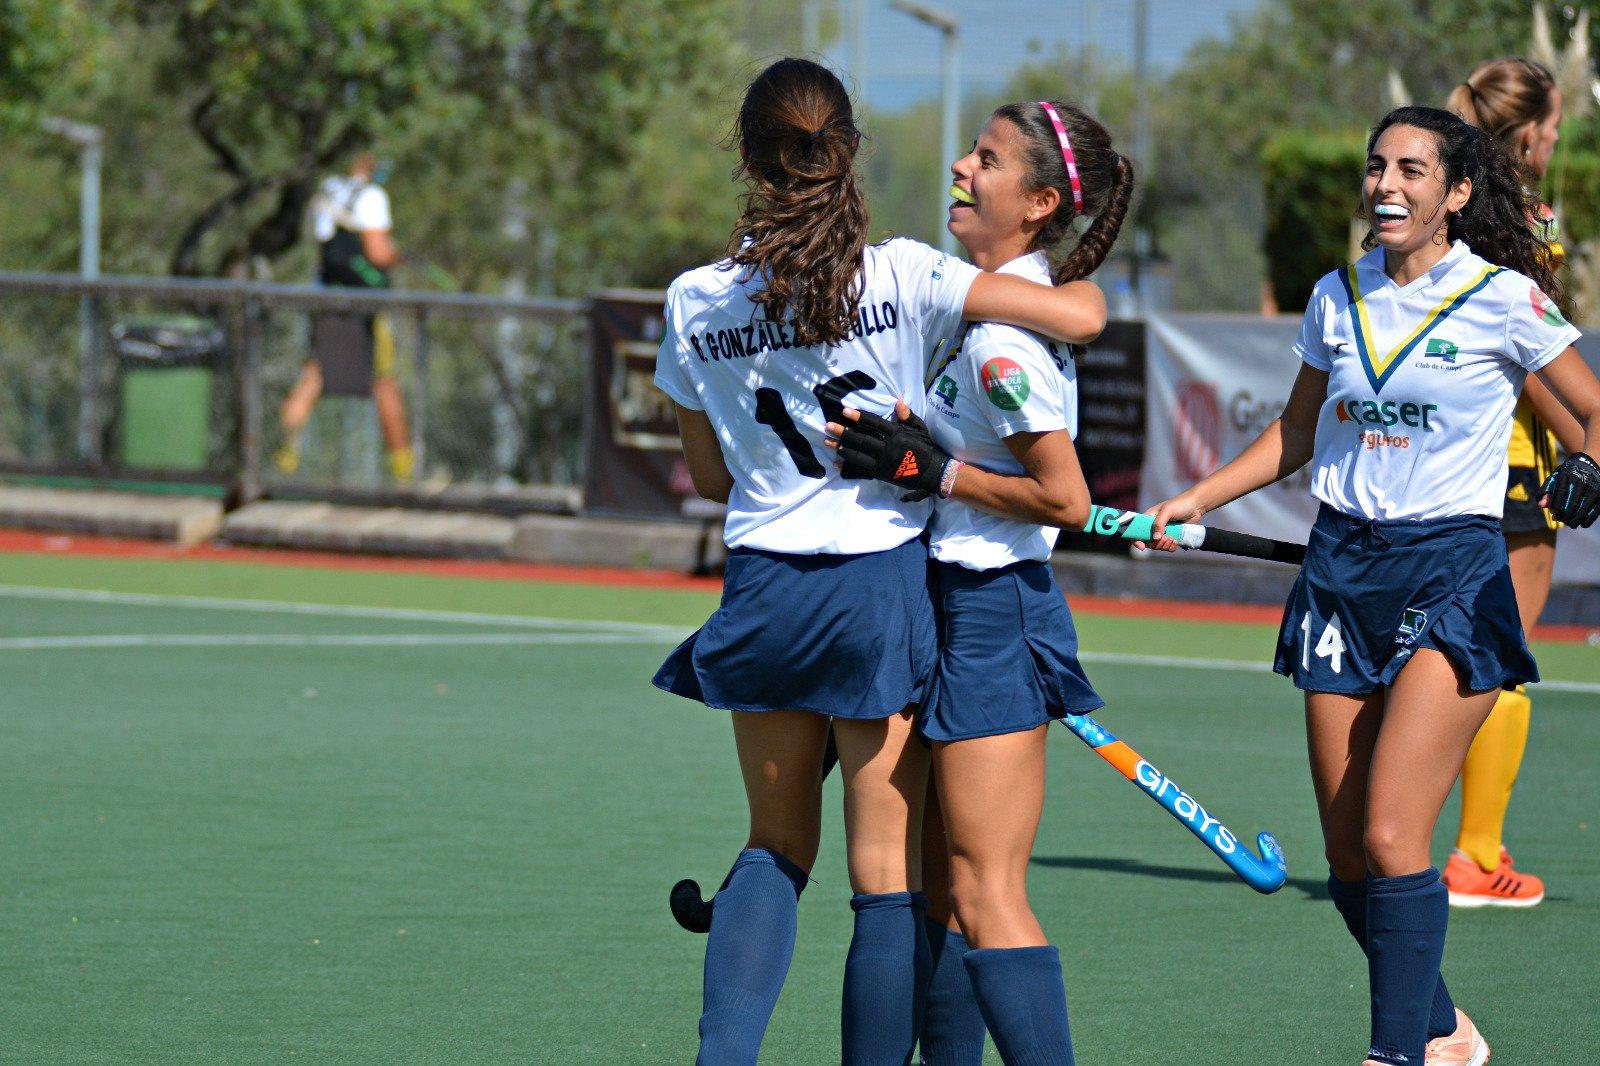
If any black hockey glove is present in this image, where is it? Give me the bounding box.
[836,409,952,500]
[1542,451,1600,529]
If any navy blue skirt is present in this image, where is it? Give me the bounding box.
[652,536,937,719]
[1274,504,1538,695]
[921,559,1104,742]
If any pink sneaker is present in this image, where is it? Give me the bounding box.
[1426,1009,1490,1065]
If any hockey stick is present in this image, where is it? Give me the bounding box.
[1082,503,1306,566]
[670,508,1300,929]
[1058,712,1287,893]
[672,710,1288,931]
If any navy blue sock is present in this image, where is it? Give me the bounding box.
[697,848,809,1066]
[964,946,1074,1066]
[1327,872,1457,1040]
[1365,868,1449,1065]
[841,890,927,1065]
[919,917,986,1065]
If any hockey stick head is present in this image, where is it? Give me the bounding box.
[1240,832,1288,894]
[670,878,714,933]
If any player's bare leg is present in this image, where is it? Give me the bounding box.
[1305,690,1383,882]
[1368,651,1499,876]
[916,772,988,1063]
[731,709,830,871]
[833,708,928,895]
[373,377,413,482]
[934,724,1048,949]
[276,361,323,473]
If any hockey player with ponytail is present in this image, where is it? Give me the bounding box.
[830,99,1134,1065]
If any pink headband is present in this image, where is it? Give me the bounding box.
[1038,101,1084,218]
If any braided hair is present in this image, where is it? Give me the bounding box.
[990,100,1135,284]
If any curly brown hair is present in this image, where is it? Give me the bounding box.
[1361,106,1564,307]
[990,100,1135,284]
[726,59,869,348]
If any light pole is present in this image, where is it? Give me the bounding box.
[890,0,961,253]
[42,116,105,462]
[802,0,821,55]
[851,0,868,97]
[1131,0,1152,308]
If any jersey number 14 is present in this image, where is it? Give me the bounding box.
[754,371,877,478]
[1300,612,1346,674]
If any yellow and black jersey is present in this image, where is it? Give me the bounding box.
[1503,202,1567,534]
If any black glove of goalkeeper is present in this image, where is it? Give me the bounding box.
[834,408,953,500]
[1542,451,1600,528]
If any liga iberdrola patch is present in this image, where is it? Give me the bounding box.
[1531,285,1567,327]
[980,357,1029,410]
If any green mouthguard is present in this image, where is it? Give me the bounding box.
[949,185,975,205]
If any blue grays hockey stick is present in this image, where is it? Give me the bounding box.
[673,711,1287,931]
[1082,503,1307,566]
[1058,712,1287,893]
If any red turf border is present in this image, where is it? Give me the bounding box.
[0,529,1593,643]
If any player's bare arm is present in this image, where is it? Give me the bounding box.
[1521,369,1584,453]
[1144,364,1328,550]
[1532,346,1600,458]
[673,404,733,504]
[963,273,1105,345]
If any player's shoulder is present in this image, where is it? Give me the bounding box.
[1307,264,1358,308]
[965,318,1056,369]
[1476,257,1546,304]
[867,236,961,281]
[666,259,745,304]
[963,321,1071,399]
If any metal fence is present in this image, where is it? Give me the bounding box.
[0,272,588,512]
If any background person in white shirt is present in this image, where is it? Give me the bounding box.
[278,151,413,483]
[652,59,1109,1066]
[1147,106,1600,1066]
[828,98,1131,1066]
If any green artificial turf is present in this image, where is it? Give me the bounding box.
[0,550,1594,1062]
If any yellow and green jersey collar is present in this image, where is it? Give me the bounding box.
[1341,243,1500,394]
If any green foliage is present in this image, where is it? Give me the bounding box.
[1546,149,1600,247]
[106,0,741,277]
[0,0,93,117]
[1260,131,1365,312]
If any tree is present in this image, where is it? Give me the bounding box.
[124,0,738,277]
[0,0,92,113]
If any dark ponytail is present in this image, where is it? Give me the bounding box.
[990,99,1135,284]
[1363,106,1564,307]
[727,58,869,348]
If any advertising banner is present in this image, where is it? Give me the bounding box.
[1138,313,1599,586]
[581,289,708,519]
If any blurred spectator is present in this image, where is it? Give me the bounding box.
[276,151,413,483]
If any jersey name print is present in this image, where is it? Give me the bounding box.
[654,238,980,554]
[687,302,903,363]
[1295,241,1580,521]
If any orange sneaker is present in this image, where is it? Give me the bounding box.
[1426,1008,1490,1065]
[1443,848,1544,908]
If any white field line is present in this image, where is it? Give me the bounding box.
[1080,650,1600,696]
[0,632,675,650]
[0,583,684,636]
[1,583,1593,692]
